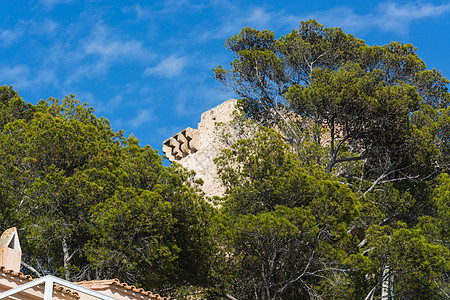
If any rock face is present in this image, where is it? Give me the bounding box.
[162,99,238,198]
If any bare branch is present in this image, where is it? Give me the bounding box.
[224,293,238,300]
[21,261,42,278]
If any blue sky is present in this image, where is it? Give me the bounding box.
[1,0,450,153]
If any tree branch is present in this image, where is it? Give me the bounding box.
[21,261,42,278]
[224,293,238,300]
[364,166,419,196]
[326,134,354,173]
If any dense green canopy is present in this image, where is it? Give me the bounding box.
[0,86,214,294]
[0,19,448,300]
[213,20,449,299]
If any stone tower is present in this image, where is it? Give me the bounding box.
[162,99,238,197]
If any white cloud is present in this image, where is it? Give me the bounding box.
[247,7,274,26]
[156,125,186,140]
[39,0,73,9]
[108,95,123,109]
[36,19,59,35]
[0,63,58,93]
[0,19,59,49]
[65,22,154,83]
[303,7,369,31]
[87,38,143,57]
[129,109,155,128]
[34,68,58,87]
[201,6,278,40]
[383,2,450,19]
[76,93,123,114]
[0,30,18,47]
[76,90,95,102]
[303,2,450,35]
[144,54,188,78]
[174,97,188,116]
[172,70,235,117]
[0,20,27,48]
[196,1,450,43]
[123,0,208,19]
[84,23,149,61]
[99,95,123,113]
[375,2,450,34]
[0,65,31,88]
[122,4,153,20]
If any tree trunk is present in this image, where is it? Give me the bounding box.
[62,237,71,281]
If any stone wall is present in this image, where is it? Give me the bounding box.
[162,99,238,198]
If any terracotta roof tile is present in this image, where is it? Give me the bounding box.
[0,266,80,298]
[1,266,167,299]
[76,279,168,300]
[0,266,33,281]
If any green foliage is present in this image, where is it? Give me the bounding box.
[0,85,37,130]
[433,173,450,244]
[86,144,215,289]
[222,206,321,299]
[0,90,214,296]
[213,20,449,299]
[288,63,423,174]
[217,129,357,219]
[213,129,361,299]
[357,222,449,299]
[215,20,449,195]
[0,19,448,300]
[212,125,449,299]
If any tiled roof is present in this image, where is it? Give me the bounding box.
[76,279,168,300]
[0,266,33,281]
[0,266,80,298]
[1,266,168,299]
